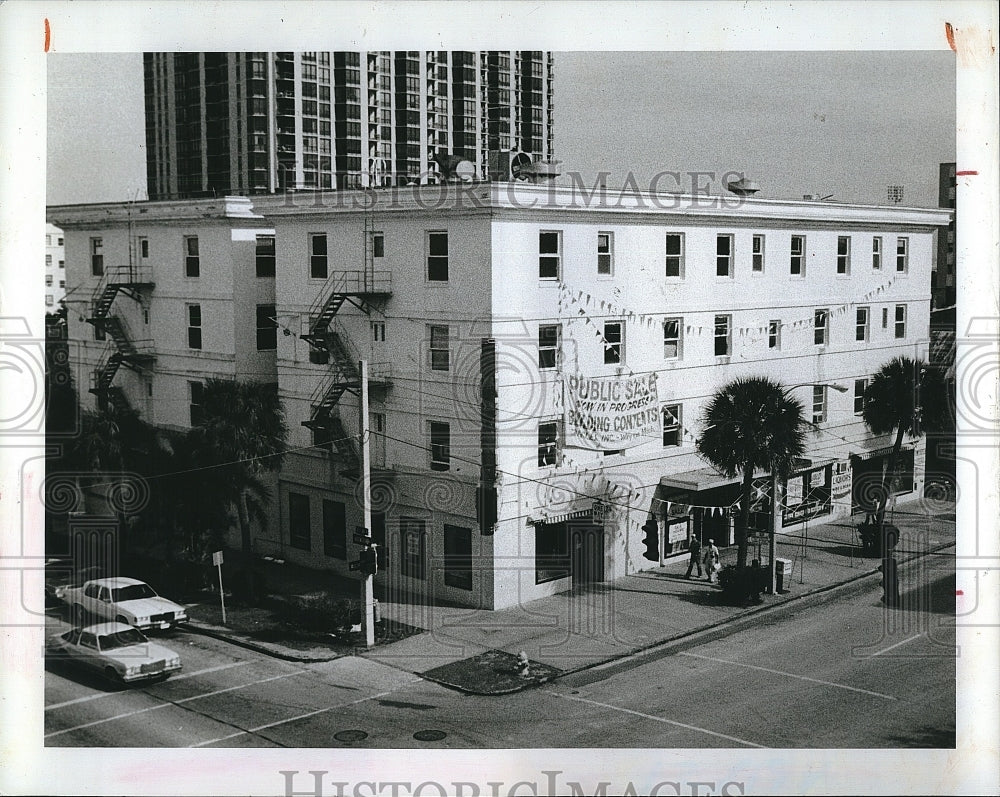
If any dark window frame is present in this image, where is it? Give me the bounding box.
[289,492,312,551]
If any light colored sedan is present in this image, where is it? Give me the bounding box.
[46,622,182,685]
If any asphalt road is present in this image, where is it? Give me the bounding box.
[45,553,955,749]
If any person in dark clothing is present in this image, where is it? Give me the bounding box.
[685,536,703,578]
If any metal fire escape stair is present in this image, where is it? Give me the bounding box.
[87,266,156,404]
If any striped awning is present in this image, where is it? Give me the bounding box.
[529,508,592,526]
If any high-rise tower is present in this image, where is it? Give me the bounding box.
[144,51,555,198]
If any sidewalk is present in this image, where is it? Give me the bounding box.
[186,502,956,692]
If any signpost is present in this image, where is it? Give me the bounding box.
[212,550,226,625]
[359,360,376,648]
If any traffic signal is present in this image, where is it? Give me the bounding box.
[642,519,659,562]
[360,545,378,576]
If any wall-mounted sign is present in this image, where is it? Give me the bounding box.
[565,373,659,448]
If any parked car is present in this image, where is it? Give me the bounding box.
[46,622,182,685]
[44,560,103,609]
[57,576,189,631]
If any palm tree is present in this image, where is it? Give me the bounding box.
[862,356,948,535]
[697,377,806,571]
[185,378,288,557]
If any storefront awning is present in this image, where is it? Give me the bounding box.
[529,508,592,526]
[851,445,911,462]
[660,467,740,492]
[660,458,839,493]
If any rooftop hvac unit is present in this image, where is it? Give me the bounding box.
[487,150,561,183]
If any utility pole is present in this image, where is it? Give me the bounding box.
[359,359,375,648]
[770,472,782,594]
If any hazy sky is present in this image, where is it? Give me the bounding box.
[46,50,955,207]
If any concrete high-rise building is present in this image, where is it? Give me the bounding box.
[932,161,956,310]
[143,51,555,198]
[45,223,66,310]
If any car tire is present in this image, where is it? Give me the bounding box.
[104,667,125,689]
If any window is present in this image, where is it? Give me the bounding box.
[539,231,560,279]
[372,232,384,258]
[45,274,53,286]
[534,522,569,584]
[46,255,52,266]
[768,320,781,350]
[187,304,202,349]
[752,234,765,272]
[714,314,731,356]
[812,385,827,425]
[662,404,682,447]
[184,236,200,277]
[45,234,51,245]
[716,234,734,277]
[597,232,613,275]
[443,524,473,590]
[538,421,558,467]
[256,235,276,277]
[372,321,386,342]
[256,304,277,351]
[663,317,682,359]
[59,260,64,268]
[603,321,623,364]
[665,233,684,277]
[894,304,907,339]
[46,295,54,306]
[139,237,149,260]
[872,236,882,270]
[427,231,448,281]
[429,421,450,471]
[429,325,450,371]
[399,517,426,580]
[289,492,311,551]
[310,233,328,279]
[59,280,65,288]
[538,324,560,369]
[814,309,829,346]
[189,381,204,426]
[837,236,851,275]
[58,237,64,246]
[856,307,870,342]
[90,237,104,276]
[790,235,805,275]
[854,379,869,415]
[882,307,889,329]
[323,499,347,559]
[896,237,908,272]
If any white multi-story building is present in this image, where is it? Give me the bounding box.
[45,223,66,310]
[49,181,950,610]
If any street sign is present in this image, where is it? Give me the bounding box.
[349,561,361,571]
[212,550,224,566]
[353,532,372,545]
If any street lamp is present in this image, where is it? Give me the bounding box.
[770,381,849,594]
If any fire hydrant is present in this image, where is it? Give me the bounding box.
[516,651,530,677]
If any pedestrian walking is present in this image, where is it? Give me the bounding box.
[685,536,703,578]
[703,539,721,583]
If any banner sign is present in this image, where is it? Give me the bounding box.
[832,463,852,500]
[783,465,832,527]
[565,373,659,449]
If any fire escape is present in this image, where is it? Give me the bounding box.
[87,265,156,412]
[301,220,392,478]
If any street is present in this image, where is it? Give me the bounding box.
[45,553,955,749]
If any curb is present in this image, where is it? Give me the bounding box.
[183,621,345,663]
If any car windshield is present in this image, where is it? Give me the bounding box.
[112,583,157,602]
[98,628,148,651]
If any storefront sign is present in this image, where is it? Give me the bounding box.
[667,520,688,543]
[832,463,852,500]
[565,372,660,448]
[783,465,833,527]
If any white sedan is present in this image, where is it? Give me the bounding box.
[46,622,183,685]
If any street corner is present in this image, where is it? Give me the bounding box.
[420,649,563,695]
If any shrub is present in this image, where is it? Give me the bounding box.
[230,567,268,605]
[278,593,361,633]
[717,564,767,606]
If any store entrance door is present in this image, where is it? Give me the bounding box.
[569,522,605,584]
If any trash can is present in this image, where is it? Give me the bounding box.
[775,558,793,593]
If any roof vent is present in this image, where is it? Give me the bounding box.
[727,178,760,196]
